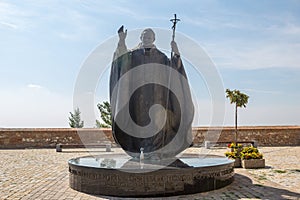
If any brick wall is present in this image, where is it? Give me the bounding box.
[0,128,113,149]
[0,126,299,149]
[192,126,300,146]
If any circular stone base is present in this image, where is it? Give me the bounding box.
[68,153,234,197]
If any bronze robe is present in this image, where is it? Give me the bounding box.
[110,46,194,158]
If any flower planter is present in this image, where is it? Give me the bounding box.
[242,159,265,169]
[234,158,242,168]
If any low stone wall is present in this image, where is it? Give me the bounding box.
[0,128,113,149]
[192,126,300,146]
[0,126,299,149]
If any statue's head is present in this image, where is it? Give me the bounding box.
[140,28,155,48]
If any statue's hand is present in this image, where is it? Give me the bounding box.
[118,25,127,42]
[171,41,180,55]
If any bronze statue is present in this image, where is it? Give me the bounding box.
[110,24,194,159]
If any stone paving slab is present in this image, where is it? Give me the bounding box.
[0,147,299,200]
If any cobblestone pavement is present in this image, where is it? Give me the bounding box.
[0,147,299,200]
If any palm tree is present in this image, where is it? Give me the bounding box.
[226,89,249,144]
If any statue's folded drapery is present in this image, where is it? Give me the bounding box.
[110,44,194,159]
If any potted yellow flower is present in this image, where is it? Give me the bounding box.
[227,142,243,152]
[240,146,265,169]
[225,143,243,168]
[225,151,241,168]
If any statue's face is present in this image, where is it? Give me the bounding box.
[141,30,155,47]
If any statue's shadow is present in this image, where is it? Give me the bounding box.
[94,172,300,200]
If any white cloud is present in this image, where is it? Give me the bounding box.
[241,88,281,95]
[234,103,300,126]
[281,23,300,35]
[0,1,34,31]
[0,84,298,127]
[27,84,43,89]
[191,96,300,126]
[0,21,18,29]
[238,43,300,69]
[207,41,300,69]
[0,86,72,128]
[183,7,300,70]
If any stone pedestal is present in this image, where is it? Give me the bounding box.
[69,153,235,197]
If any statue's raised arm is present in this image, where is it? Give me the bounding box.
[115,25,128,57]
[171,40,180,56]
[118,25,127,43]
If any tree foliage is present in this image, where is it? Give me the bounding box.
[226,89,249,108]
[226,89,249,144]
[96,101,112,128]
[68,107,84,128]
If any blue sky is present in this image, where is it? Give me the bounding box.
[0,0,299,127]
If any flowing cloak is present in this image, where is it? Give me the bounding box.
[110,45,194,158]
